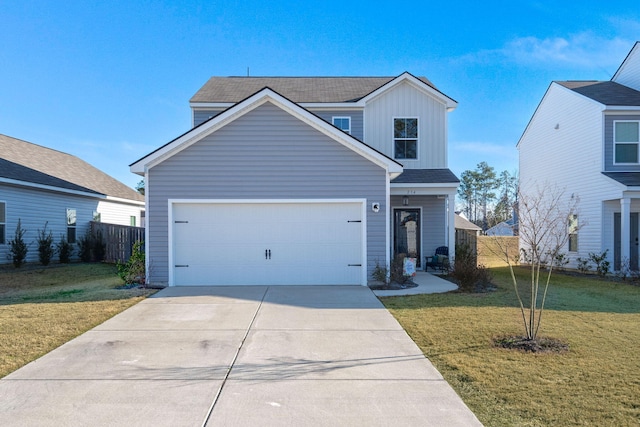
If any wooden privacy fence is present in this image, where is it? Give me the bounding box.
[91,221,144,263]
[477,236,519,267]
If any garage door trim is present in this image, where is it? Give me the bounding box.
[168,198,368,286]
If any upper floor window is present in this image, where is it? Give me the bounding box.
[614,121,639,164]
[332,117,351,134]
[0,202,5,244]
[394,118,418,160]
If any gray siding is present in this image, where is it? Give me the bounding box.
[310,110,364,141]
[0,184,97,264]
[148,102,387,285]
[604,114,640,171]
[192,108,226,127]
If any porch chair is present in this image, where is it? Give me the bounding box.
[424,246,449,273]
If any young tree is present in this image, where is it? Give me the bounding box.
[488,182,580,342]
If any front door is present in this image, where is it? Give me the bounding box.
[393,208,421,267]
[614,212,639,270]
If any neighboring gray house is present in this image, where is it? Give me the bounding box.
[518,41,640,270]
[131,73,459,286]
[1,134,145,264]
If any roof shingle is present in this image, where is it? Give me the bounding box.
[391,169,460,184]
[556,81,640,106]
[0,134,143,201]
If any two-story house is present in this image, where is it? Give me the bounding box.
[131,72,458,286]
[518,42,640,271]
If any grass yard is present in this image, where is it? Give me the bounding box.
[382,267,640,427]
[0,263,155,378]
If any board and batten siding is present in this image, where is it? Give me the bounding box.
[147,101,388,286]
[604,114,640,172]
[518,83,620,267]
[0,184,97,264]
[364,81,448,169]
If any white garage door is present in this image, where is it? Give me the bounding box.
[171,201,364,286]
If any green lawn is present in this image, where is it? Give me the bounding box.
[382,267,640,427]
[0,263,155,378]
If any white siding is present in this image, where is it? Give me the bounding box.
[364,81,448,169]
[613,44,640,91]
[96,200,144,227]
[0,185,98,264]
[518,83,621,267]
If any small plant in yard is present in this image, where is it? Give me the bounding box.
[117,240,145,286]
[9,219,28,268]
[56,235,74,263]
[588,250,610,276]
[552,251,570,271]
[449,244,492,292]
[576,257,592,273]
[36,222,55,266]
[389,256,412,285]
[78,230,93,262]
[371,261,389,285]
[92,229,106,262]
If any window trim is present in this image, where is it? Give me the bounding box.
[613,120,640,165]
[393,117,419,160]
[332,116,351,134]
[0,201,5,245]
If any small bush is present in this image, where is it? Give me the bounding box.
[552,252,570,271]
[588,250,610,277]
[450,244,493,292]
[92,229,106,262]
[78,231,93,262]
[56,235,74,263]
[389,256,412,285]
[576,257,591,274]
[117,240,145,286]
[371,261,389,285]
[9,219,28,268]
[36,222,55,266]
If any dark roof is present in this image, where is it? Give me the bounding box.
[0,158,99,194]
[556,81,640,106]
[391,168,460,184]
[190,76,439,103]
[602,172,640,186]
[0,134,144,201]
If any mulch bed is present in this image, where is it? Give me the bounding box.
[493,335,569,353]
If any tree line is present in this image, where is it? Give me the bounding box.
[457,161,518,230]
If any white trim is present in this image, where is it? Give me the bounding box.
[613,120,640,165]
[0,177,106,199]
[104,195,145,206]
[360,72,457,110]
[392,116,419,161]
[332,116,351,134]
[385,177,391,271]
[132,88,402,177]
[167,198,368,287]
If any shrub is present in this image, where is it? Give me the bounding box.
[56,235,74,263]
[78,230,93,262]
[92,229,106,262]
[552,252,570,271]
[588,250,610,277]
[9,219,28,268]
[117,240,145,286]
[450,244,493,292]
[389,255,412,285]
[36,222,55,266]
[371,261,389,285]
[576,257,591,274]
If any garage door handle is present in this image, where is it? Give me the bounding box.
[175,265,189,268]
[348,264,362,267]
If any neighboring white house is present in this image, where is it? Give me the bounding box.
[518,42,640,270]
[485,218,516,236]
[1,134,145,264]
[131,73,459,286]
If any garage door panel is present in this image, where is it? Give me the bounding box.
[172,202,364,286]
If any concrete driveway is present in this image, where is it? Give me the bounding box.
[0,285,481,426]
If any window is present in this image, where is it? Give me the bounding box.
[67,208,77,243]
[394,118,418,159]
[568,214,578,252]
[614,121,640,164]
[332,117,351,134]
[130,216,136,227]
[0,202,5,244]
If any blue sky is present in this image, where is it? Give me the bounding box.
[2,1,639,189]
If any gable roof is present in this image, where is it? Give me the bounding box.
[132,87,404,177]
[190,72,458,109]
[612,41,640,86]
[556,81,640,106]
[455,214,481,231]
[0,134,144,202]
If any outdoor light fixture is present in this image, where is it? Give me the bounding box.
[402,196,409,206]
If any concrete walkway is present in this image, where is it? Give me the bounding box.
[372,270,458,297]
[0,285,480,426]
